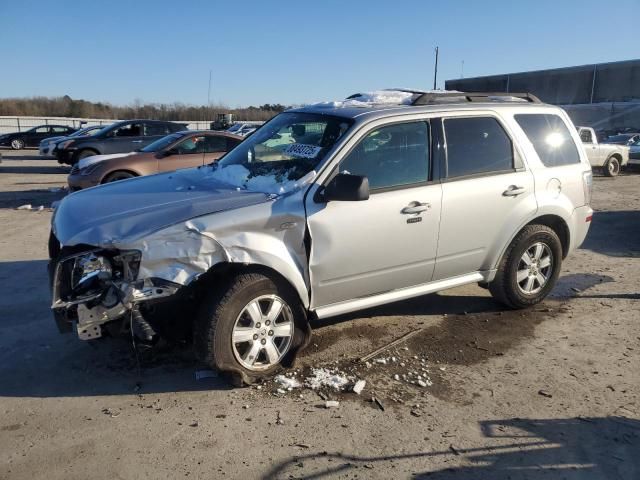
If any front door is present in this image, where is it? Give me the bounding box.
[157,134,231,173]
[26,126,51,146]
[306,120,442,308]
[104,122,145,154]
[433,115,537,280]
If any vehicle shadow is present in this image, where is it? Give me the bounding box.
[0,152,53,161]
[0,188,67,209]
[581,210,640,257]
[0,165,68,174]
[260,416,640,479]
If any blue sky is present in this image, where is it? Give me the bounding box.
[1,0,638,108]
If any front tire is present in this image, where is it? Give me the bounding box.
[74,149,98,163]
[11,139,24,150]
[194,272,308,385]
[603,156,620,177]
[489,225,562,309]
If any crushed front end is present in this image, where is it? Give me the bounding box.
[50,247,179,340]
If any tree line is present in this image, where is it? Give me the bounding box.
[0,96,289,121]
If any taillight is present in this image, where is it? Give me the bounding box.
[582,170,593,206]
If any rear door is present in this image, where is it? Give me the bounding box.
[433,114,537,280]
[306,120,442,308]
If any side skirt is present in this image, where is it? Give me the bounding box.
[313,271,494,320]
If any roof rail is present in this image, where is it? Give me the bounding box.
[411,92,541,105]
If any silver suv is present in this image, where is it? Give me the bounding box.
[50,90,593,383]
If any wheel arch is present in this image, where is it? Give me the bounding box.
[73,147,100,162]
[196,261,310,311]
[100,169,140,183]
[491,212,571,274]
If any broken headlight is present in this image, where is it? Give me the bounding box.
[52,249,142,307]
[71,253,113,296]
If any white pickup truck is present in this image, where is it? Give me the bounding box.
[577,126,629,177]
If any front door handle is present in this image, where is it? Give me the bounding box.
[503,185,526,197]
[131,140,143,143]
[401,201,431,214]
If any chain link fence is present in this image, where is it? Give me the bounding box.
[0,116,263,135]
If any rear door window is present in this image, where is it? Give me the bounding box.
[515,114,581,167]
[340,121,430,190]
[144,123,169,136]
[443,117,514,178]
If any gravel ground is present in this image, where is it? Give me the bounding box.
[0,149,638,479]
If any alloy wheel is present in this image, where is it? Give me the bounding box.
[516,242,553,295]
[231,294,293,371]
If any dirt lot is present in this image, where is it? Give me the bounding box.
[0,149,638,479]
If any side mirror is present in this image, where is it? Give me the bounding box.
[323,173,369,202]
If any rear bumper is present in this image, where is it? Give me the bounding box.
[569,205,593,253]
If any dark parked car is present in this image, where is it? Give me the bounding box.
[601,133,640,146]
[55,119,187,165]
[39,125,106,156]
[0,125,77,150]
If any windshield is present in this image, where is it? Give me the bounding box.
[141,133,184,152]
[208,112,352,194]
[227,124,242,133]
[71,126,103,137]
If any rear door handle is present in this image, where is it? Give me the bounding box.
[131,140,143,143]
[503,185,526,197]
[401,202,431,214]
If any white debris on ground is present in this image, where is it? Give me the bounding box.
[274,374,301,390]
[16,204,44,211]
[206,164,316,195]
[304,368,352,391]
[352,380,366,395]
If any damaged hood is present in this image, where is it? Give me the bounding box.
[53,167,270,247]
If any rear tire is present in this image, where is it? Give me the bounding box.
[11,139,24,150]
[102,171,136,183]
[194,272,308,385]
[489,225,562,309]
[602,157,620,177]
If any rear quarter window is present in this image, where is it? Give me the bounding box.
[515,114,581,167]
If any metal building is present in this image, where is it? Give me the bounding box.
[445,59,640,130]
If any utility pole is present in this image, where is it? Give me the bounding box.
[433,46,439,90]
[207,70,212,121]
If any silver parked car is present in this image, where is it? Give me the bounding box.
[49,90,593,384]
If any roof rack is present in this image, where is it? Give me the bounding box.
[411,92,541,105]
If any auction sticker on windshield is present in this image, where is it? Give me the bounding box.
[284,143,322,159]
